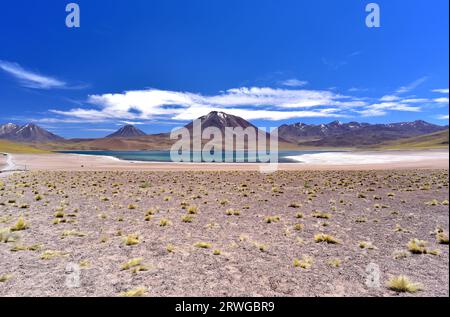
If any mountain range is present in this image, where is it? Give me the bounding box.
[0,123,64,143]
[278,120,448,147]
[0,111,448,149]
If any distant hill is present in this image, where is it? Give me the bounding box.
[0,123,64,143]
[373,129,449,150]
[0,140,50,154]
[106,125,146,138]
[279,120,448,147]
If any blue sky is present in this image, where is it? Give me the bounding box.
[0,0,448,138]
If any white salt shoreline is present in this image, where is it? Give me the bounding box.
[286,150,449,165]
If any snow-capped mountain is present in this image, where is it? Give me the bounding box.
[278,120,448,146]
[0,123,64,142]
[0,123,20,136]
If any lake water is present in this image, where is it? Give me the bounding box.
[59,150,339,163]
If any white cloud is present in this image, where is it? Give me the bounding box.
[402,98,430,103]
[395,77,428,94]
[357,102,422,117]
[358,109,387,117]
[0,60,67,89]
[434,97,449,104]
[52,87,363,122]
[437,114,449,120]
[380,95,401,102]
[432,88,449,94]
[45,78,445,123]
[280,79,308,87]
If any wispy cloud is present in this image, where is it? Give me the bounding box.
[280,79,308,87]
[395,76,428,94]
[0,60,88,90]
[432,88,449,94]
[437,114,449,120]
[0,60,67,89]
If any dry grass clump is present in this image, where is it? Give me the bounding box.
[314,233,339,244]
[10,244,40,252]
[159,218,171,227]
[293,223,304,231]
[119,287,147,297]
[194,242,212,249]
[255,242,268,252]
[124,234,140,246]
[187,205,198,214]
[226,208,241,216]
[327,258,342,268]
[145,208,158,216]
[407,239,440,255]
[436,232,449,245]
[425,199,440,206]
[288,202,301,208]
[0,274,12,283]
[121,258,143,270]
[213,249,221,255]
[121,258,149,273]
[293,256,314,269]
[61,230,86,239]
[265,215,281,223]
[355,217,367,223]
[10,216,29,232]
[312,211,331,219]
[407,239,427,254]
[0,228,16,243]
[394,224,410,233]
[40,250,63,260]
[387,276,422,293]
[181,215,194,223]
[166,244,175,253]
[359,241,377,250]
[393,250,409,259]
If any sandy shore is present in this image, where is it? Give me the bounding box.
[0,155,6,170]
[7,150,449,172]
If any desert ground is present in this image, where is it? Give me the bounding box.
[0,152,448,297]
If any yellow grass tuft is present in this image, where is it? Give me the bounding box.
[407,239,427,254]
[293,256,314,269]
[40,250,63,260]
[181,215,194,223]
[10,216,28,231]
[124,234,140,246]
[187,205,198,214]
[0,274,12,282]
[437,232,449,245]
[387,276,422,293]
[265,215,281,223]
[194,242,212,249]
[312,211,331,219]
[327,258,342,268]
[119,287,147,297]
[121,258,143,270]
[314,233,339,244]
[359,241,377,250]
